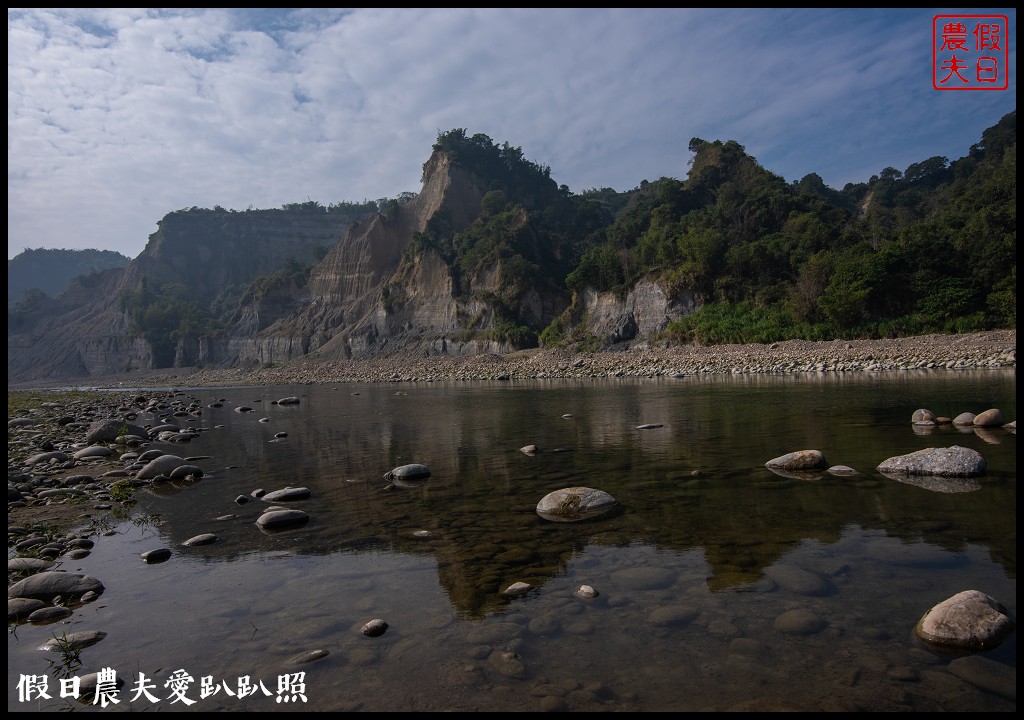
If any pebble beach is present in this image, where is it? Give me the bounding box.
[41,329,1017,389]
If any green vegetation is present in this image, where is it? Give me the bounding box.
[108,479,136,503]
[559,112,1016,344]
[118,278,219,367]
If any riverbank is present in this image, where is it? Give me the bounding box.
[10,329,1016,390]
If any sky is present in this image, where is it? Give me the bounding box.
[7,8,1017,260]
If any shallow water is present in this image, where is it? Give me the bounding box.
[8,370,1017,711]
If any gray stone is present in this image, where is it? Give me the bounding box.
[877,446,986,477]
[40,630,107,651]
[9,597,45,621]
[952,412,976,426]
[262,486,311,502]
[256,509,310,530]
[915,589,1014,650]
[140,548,172,564]
[25,451,68,466]
[183,533,217,546]
[73,445,115,459]
[361,619,388,637]
[169,464,204,479]
[911,408,936,425]
[136,455,189,480]
[288,649,329,664]
[765,450,828,471]
[29,606,74,623]
[501,582,533,597]
[8,572,104,600]
[86,419,149,444]
[8,557,55,572]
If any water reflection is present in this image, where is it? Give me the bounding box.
[7,370,1016,712]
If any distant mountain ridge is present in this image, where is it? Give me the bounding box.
[7,111,1016,383]
[8,248,131,307]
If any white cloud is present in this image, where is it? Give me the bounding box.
[7,7,1016,259]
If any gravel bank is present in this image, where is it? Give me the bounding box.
[8,330,1016,390]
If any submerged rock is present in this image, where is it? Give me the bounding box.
[536,487,618,522]
[383,464,431,481]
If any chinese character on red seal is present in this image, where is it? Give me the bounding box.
[933,15,1009,90]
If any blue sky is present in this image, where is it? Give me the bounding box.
[7,8,1017,259]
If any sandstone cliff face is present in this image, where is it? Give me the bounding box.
[8,149,691,383]
[579,279,701,345]
[7,267,133,380]
[7,209,363,382]
[233,151,498,363]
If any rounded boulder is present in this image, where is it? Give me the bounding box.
[536,486,619,522]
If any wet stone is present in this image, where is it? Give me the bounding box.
[288,649,330,664]
[29,606,74,623]
[40,630,107,651]
[647,605,699,626]
[947,655,1016,700]
[361,619,388,637]
[9,598,46,621]
[140,548,172,564]
[8,572,104,600]
[774,608,827,635]
[262,486,311,502]
[256,509,310,530]
[8,557,54,572]
[536,486,618,522]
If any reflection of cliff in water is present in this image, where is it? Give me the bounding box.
[129,377,1016,617]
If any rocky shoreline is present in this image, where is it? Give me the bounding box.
[10,330,1017,390]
